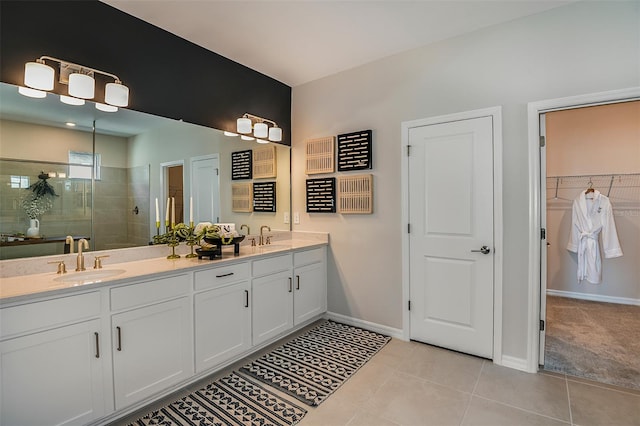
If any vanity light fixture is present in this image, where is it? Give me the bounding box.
[241,135,255,141]
[60,95,85,106]
[21,56,129,107]
[236,113,283,142]
[17,86,47,98]
[256,139,269,144]
[224,131,239,137]
[95,103,118,113]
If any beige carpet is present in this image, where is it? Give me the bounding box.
[544,295,640,390]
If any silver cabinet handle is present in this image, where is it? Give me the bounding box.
[471,246,491,254]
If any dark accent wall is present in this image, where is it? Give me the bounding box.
[0,1,292,145]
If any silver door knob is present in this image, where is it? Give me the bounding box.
[471,246,491,254]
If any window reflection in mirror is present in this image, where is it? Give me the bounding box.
[0,82,291,260]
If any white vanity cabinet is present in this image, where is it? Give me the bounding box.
[194,262,251,373]
[293,247,327,325]
[0,292,108,426]
[110,273,193,410]
[251,254,294,345]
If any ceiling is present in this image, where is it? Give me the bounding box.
[103,0,573,87]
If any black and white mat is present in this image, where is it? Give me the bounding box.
[129,372,307,426]
[241,320,391,406]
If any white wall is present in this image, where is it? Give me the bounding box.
[291,1,640,360]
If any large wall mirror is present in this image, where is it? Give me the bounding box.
[0,82,291,260]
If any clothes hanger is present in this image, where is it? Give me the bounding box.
[585,178,595,198]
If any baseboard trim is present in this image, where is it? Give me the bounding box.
[323,312,405,339]
[501,355,531,372]
[547,289,640,306]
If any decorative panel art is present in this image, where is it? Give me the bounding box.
[337,174,373,214]
[305,136,335,175]
[337,130,372,171]
[253,182,276,212]
[306,178,336,213]
[232,182,252,212]
[253,145,277,179]
[231,150,252,180]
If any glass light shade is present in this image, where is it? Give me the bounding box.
[24,61,54,90]
[105,82,129,107]
[268,126,283,142]
[256,139,269,144]
[237,117,252,134]
[224,131,239,137]
[60,95,85,106]
[241,135,255,141]
[18,86,47,98]
[253,122,268,138]
[95,103,118,113]
[68,73,95,99]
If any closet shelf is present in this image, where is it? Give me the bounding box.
[546,173,640,202]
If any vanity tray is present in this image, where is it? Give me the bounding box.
[201,235,245,257]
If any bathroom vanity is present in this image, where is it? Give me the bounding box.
[0,235,327,425]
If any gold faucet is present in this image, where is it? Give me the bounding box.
[65,235,74,254]
[76,238,89,271]
[240,224,250,235]
[259,225,271,246]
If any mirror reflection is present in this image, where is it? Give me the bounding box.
[0,83,291,260]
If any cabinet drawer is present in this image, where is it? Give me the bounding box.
[194,262,249,291]
[294,247,325,267]
[111,274,190,311]
[1,292,101,338]
[252,254,292,277]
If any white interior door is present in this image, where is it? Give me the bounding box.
[191,155,220,224]
[539,113,548,366]
[409,116,495,358]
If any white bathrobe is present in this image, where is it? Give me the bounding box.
[566,190,623,284]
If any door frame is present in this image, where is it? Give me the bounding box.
[526,87,640,373]
[190,153,220,224]
[401,106,504,364]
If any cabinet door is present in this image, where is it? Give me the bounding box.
[252,270,293,345]
[0,319,107,426]
[195,281,251,373]
[112,297,193,409]
[294,262,327,325]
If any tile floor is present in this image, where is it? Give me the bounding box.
[117,327,640,426]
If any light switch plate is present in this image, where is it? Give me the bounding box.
[284,212,290,224]
[293,212,300,224]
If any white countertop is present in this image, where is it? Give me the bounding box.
[0,237,327,304]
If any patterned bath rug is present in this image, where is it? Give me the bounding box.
[129,372,307,426]
[241,320,391,407]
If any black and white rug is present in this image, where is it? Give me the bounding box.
[129,372,307,426]
[241,320,391,406]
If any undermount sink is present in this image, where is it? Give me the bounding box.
[54,269,126,284]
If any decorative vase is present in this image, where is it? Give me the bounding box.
[26,218,40,238]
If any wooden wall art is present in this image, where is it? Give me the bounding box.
[337,174,373,214]
[305,136,335,174]
[232,182,252,212]
[337,130,372,171]
[231,149,252,180]
[253,145,277,179]
[306,177,336,213]
[253,182,277,212]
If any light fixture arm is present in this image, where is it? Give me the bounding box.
[38,56,123,83]
[241,113,278,128]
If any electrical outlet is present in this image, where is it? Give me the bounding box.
[293,212,300,224]
[284,212,290,224]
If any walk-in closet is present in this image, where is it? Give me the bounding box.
[542,100,640,390]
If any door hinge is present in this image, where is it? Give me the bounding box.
[539,136,546,147]
[541,228,546,240]
[540,320,545,331]
[408,300,411,311]
[407,223,411,233]
[407,145,411,156]
[216,168,219,176]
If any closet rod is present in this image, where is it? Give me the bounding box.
[546,172,640,179]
